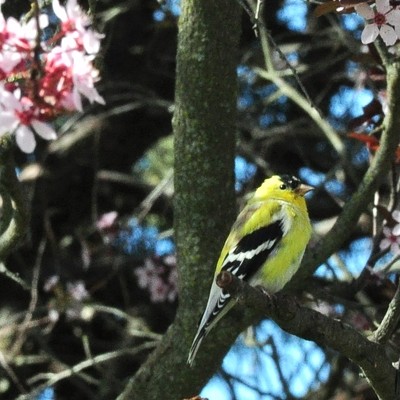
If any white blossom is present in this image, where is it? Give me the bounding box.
[355,0,400,46]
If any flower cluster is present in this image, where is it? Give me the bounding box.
[44,275,90,321]
[380,210,400,255]
[135,256,178,303]
[355,0,400,46]
[0,0,104,153]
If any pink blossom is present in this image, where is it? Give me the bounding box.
[44,275,60,292]
[0,87,57,153]
[135,259,159,289]
[40,46,75,110]
[0,1,104,153]
[52,0,103,54]
[96,211,119,243]
[66,281,89,301]
[355,0,400,46]
[380,210,400,255]
[19,14,49,45]
[167,267,178,302]
[149,278,170,303]
[392,210,400,226]
[53,0,90,33]
[67,50,105,111]
[0,16,28,73]
[96,211,118,231]
[0,13,47,63]
[41,45,104,112]
[380,227,400,254]
[134,257,178,303]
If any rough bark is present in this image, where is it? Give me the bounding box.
[118,1,242,398]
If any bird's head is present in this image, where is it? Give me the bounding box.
[253,175,314,204]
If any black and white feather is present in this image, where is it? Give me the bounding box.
[187,217,286,366]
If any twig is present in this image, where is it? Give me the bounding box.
[268,337,291,396]
[371,282,400,344]
[0,263,30,290]
[381,255,400,274]
[18,342,157,400]
[0,137,29,263]
[10,239,46,356]
[235,0,255,23]
[31,0,43,93]
[136,169,173,221]
[254,0,263,21]
[0,351,26,394]
[97,170,148,188]
[0,186,12,235]
[91,131,101,225]
[82,335,106,378]
[246,0,316,111]
[374,36,391,67]
[255,67,344,155]
[253,0,263,36]
[89,304,162,340]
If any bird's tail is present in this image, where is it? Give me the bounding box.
[187,280,224,367]
[187,326,208,367]
[187,283,235,366]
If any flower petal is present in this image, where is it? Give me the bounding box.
[380,24,398,45]
[31,120,57,140]
[361,24,379,44]
[386,9,400,27]
[393,210,400,223]
[355,3,375,20]
[0,112,18,134]
[376,0,391,14]
[383,226,393,236]
[380,238,391,250]
[392,224,400,235]
[391,242,400,255]
[15,125,36,153]
[52,0,67,21]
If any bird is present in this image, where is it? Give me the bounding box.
[187,174,313,366]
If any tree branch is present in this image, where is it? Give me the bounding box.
[0,137,29,264]
[371,282,400,344]
[217,271,397,400]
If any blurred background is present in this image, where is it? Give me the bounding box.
[0,0,395,399]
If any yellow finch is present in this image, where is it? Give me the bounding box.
[187,175,313,366]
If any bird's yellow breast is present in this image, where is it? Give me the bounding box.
[256,201,311,293]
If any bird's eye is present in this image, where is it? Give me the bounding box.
[280,184,287,190]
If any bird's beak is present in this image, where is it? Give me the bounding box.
[295,183,314,196]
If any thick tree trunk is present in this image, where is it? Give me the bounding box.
[118,1,241,398]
